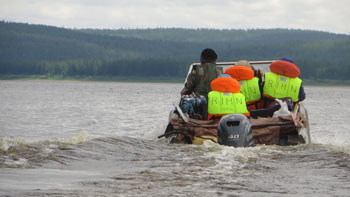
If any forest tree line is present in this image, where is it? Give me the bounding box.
[1,21,350,81]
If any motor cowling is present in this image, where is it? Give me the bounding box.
[217,114,254,147]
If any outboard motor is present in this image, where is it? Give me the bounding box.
[217,114,254,147]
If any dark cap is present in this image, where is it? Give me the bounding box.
[200,48,217,63]
[280,57,294,63]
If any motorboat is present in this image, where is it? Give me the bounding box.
[158,61,311,147]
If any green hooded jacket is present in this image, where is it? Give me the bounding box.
[181,63,223,98]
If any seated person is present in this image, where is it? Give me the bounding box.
[207,74,249,120]
[224,60,262,111]
[181,48,222,99]
[261,58,306,108]
[234,60,263,79]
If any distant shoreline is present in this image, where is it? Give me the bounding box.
[1,75,350,86]
[0,75,185,83]
[300,79,350,86]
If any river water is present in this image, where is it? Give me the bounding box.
[0,80,349,196]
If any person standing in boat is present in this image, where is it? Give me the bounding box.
[261,58,306,107]
[224,60,263,111]
[180,48,223,98]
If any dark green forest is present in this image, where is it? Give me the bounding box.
[1,21,350,83]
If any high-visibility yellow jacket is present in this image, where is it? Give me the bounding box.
[208,91,248,115]
[263,72,302,102]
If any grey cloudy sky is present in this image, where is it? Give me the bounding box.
[1,0,349,34]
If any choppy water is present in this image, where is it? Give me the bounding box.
[0,80,349,196]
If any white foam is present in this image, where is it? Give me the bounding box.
[0,137,26,153]
[197,143,262,172]
[0,130,89,154]
[59,130,89,144]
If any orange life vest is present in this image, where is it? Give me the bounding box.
[224,66,262,110]
[208,76,250,120]
[262,60,302,107]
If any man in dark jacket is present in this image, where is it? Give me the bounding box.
[180,48,223,98]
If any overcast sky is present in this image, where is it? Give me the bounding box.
[1,0,349,34]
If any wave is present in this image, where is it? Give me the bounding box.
[0,130,171,169]
[312,135,350,155]
[0,131,89,168]
[326,143,350,155]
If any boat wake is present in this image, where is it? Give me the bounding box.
[0,131,88,168]
[1,129,350,196]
